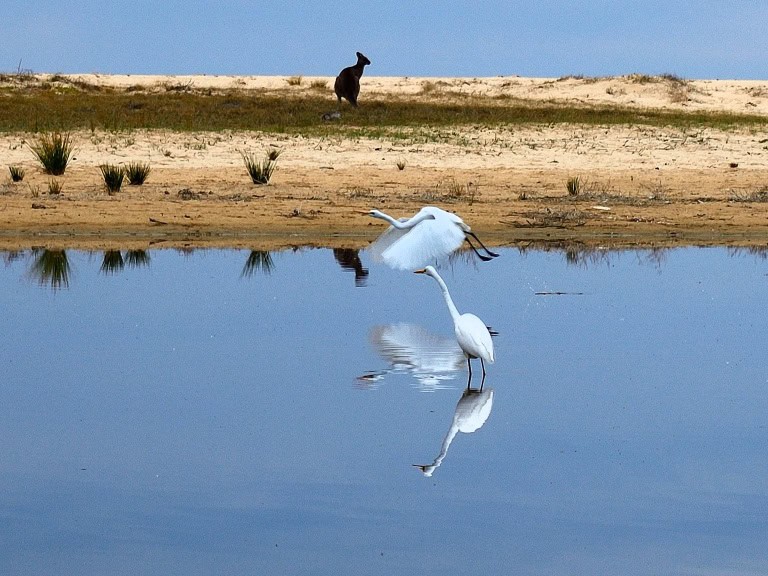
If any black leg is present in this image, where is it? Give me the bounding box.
[464,238,494,262]
[480,359,486,391]
[467,357,473,388]
[466,231,500,258]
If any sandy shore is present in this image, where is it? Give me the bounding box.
[1,74,767,250]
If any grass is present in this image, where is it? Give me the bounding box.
[125,161,151,185]
[100,163,125,193]
[241,151,279,184]
[566,176,583,197]
[9,165,25,181]
[29,132,74,175]
[47,179,63,195]
[729,186,768,203]
[1,81,765,136]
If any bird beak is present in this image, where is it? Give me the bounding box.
[413,269,426,274]
[355,210,371,215]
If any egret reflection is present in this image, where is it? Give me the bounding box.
[27,249,71,290]
[359,323,466,391]
[414,386,494,477]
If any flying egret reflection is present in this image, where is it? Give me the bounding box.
[358,323,466,390]
[366,206,498,271]
[414,386,495,477]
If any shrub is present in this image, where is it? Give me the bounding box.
[9,165,25,182]
[242,151,279,185]
[125,161,151,185]
[30,132,74,175]
[100,163,125,194]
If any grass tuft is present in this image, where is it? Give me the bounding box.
[47,179,63,195]
[241,150,279,185]
[566,176,583,197]
[125,161,151,185]
[30,132,74,175]
[100,163,125,194]
[9,165,26,182]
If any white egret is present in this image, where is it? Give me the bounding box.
[415,266,494,386]
[366,206,498,271]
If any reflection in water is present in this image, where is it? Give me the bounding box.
[125,250,151,268]
[359,323,465,391]
[333,249,368,287]
[100,250,125,274]
[100,250,151,274]
[414,386,495,477]
[27,249,71,290]
[242,251,275,277]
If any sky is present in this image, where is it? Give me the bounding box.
[3,0,767,79]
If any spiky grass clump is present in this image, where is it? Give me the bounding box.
[100,163,125,194]
[566,176,583,197]
[30,132,74,175]
[9,165,25,182]
[125,161,151,185]
[47,179,63,195]
[242,151,279,185]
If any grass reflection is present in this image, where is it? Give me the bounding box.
[241,251,275,277]
[125,250,151,268]
[28,249,70,290]
[100,250,125,274]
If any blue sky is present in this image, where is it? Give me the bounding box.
[3,0,767,79]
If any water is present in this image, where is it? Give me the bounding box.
[1,246,767,575]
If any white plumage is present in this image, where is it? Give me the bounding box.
[415,266,494,386]
[367,206,497,271]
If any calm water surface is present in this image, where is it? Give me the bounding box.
[1,246,767,575]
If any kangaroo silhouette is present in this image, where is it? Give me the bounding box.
[334,52,370,107]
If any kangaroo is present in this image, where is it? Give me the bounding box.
[334,52,371,107]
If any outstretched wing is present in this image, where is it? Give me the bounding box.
[368,218,465,271]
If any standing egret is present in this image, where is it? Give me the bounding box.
[367,206,498,271]
[415,266,494,386]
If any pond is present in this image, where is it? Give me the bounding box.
[1,245,767,575]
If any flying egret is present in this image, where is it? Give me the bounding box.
[366,206,498,271]
[415,266,494,386]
